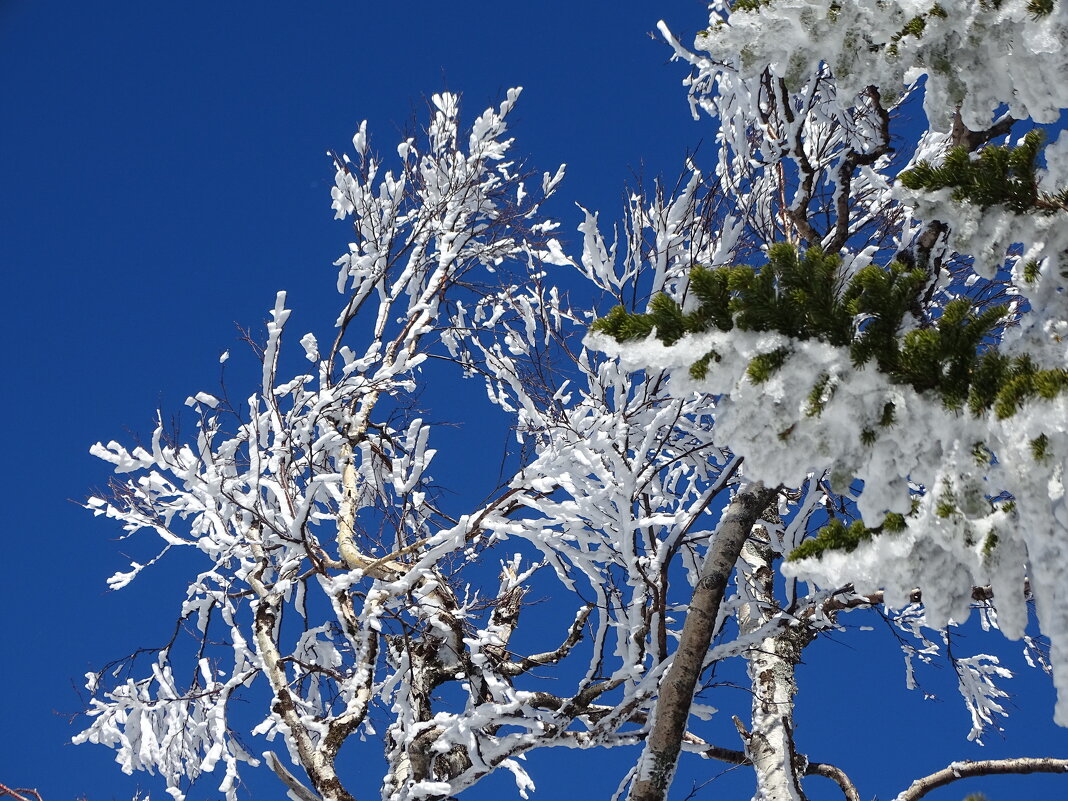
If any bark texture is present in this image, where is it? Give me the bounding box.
[737,522,813,801]
[628,483,777,801]
[249,528,358,801]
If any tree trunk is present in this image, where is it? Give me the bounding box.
[737,523,812,801]
[628,484,777,801]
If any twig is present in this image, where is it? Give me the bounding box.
[0,785,43,801]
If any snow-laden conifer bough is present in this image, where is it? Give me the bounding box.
[80,2,1068,801]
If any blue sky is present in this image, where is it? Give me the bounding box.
[2,1,1067,799]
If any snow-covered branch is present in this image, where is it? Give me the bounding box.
[81,3,1068,800]
[895,757,1068,801]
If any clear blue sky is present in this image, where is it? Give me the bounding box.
[2,2,1066,800]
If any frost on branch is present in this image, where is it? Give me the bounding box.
[78,91,594,801]
[82,89,817,801]
[591,0,1068,730]
[74,658,255,799]
[82,7,1068,800]
[697,1,1068,131]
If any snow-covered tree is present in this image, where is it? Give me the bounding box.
[79,2,1068,801]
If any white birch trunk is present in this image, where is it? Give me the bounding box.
[738,525,812,801]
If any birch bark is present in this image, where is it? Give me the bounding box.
[737,522,813,801]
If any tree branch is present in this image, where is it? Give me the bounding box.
[0,785,43,801]
[825,86,893,254]
[683,730,863,801]
[806,762,861,801]
[681,743,860,801]
[248,529,357,801]
[500,604,595,676]
[896,757,1068,801]
[266,751,325,801]
[895,109,1017,293]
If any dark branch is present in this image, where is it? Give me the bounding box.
[806,762,861,801]
[627,483,778,801]
[500,604,594,676]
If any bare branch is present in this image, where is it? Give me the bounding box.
[266,752,325,801]
[0,785,43,801]
[500,604,595,676]
[806,762,861,801]
[896,757,1068,801]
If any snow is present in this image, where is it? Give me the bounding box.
[78,4,1068,798]
[607,0,1068,729]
